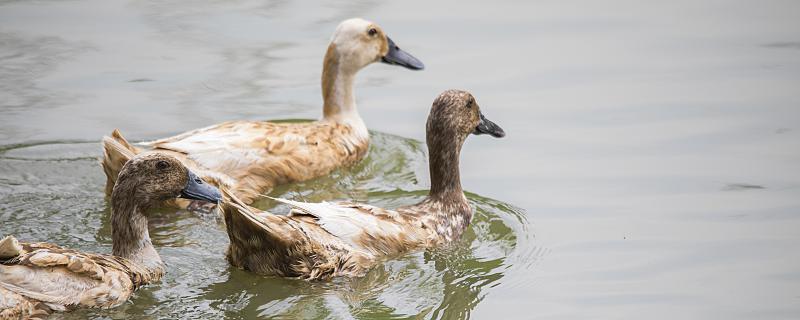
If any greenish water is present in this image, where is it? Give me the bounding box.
[2,0,800,319]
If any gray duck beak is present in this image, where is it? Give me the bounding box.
[473,112,505,138]
[179,170,222,203]
[381,36,425,70]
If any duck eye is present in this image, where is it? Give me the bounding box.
[368,28,377,36]
[465,100,473,109]
[156,160,169,170]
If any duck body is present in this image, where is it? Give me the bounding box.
[1,154,222,318]
[115,118,369,205]
[220,90,506,280]
[101,18,423,207]
[222,194,473,280]
[0,237,159,319]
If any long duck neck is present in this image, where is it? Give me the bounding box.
[423,132,472,240]
[321,43,363,128]
[428,134,465,199]
[111,188,164,276]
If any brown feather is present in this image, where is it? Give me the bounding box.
[0,286,49,320]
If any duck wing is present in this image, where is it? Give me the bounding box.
[221,190,375,278]
[143,120,309,173]
[0,236,144,311]
[221,191,435,278]
[267,197,426,256]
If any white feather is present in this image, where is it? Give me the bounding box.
[143,122,268,172]
[268,197,407,250]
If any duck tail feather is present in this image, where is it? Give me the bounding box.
[0,285,54,319]
[221,188,283,234]
[0,235,23,260]
[221,188,260,223]
[221,187,248,211]
[101,129,141,196]
[264,196,323,218]
[0,282,68,309]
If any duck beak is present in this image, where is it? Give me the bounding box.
[473,112,505,138]
[179,170,222,203]
[381,36,425,70]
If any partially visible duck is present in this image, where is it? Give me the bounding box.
[101,18,424,209]
[219,90,505,279]
[0,154,221,319]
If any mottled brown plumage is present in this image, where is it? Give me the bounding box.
[0,154,221,319]
[220,90,505,280]
[100,18,423,209]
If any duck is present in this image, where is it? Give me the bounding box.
[218,89,505,280]
[0,154,221,319]
[101,18,424,210]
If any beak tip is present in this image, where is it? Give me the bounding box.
[181,170,223,204]
[211,191,223,203]
[380,37,424,71]
[474,114,505,138]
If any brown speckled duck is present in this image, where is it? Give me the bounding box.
[219,89,505,280]
[0,154,221,319]
[101,18,424,209]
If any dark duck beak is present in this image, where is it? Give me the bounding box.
[381,36,425,70]
[179,170,222,203]
[473,112,505,138]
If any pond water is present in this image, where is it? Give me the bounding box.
[1,0,799,319]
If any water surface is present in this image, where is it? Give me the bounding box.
[1,0,799,319]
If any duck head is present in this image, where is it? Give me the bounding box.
[328,18,424,73]
[425,90,504,196]
[427,89,505,147]
[113,153,222,207]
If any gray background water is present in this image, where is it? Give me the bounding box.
[1,0,799,319]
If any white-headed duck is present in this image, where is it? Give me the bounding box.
[219,89,505,280]
[0,154,221,319]
[101,18,424,209]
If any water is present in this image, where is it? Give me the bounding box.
[1,0,799,319]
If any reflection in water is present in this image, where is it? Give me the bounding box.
[0,132,537,319]
[262,131,428,206]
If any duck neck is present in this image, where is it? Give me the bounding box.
[422,134,473,240]
[111,189,164,275]
[427,134,465,200]
[321,43,363,128]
